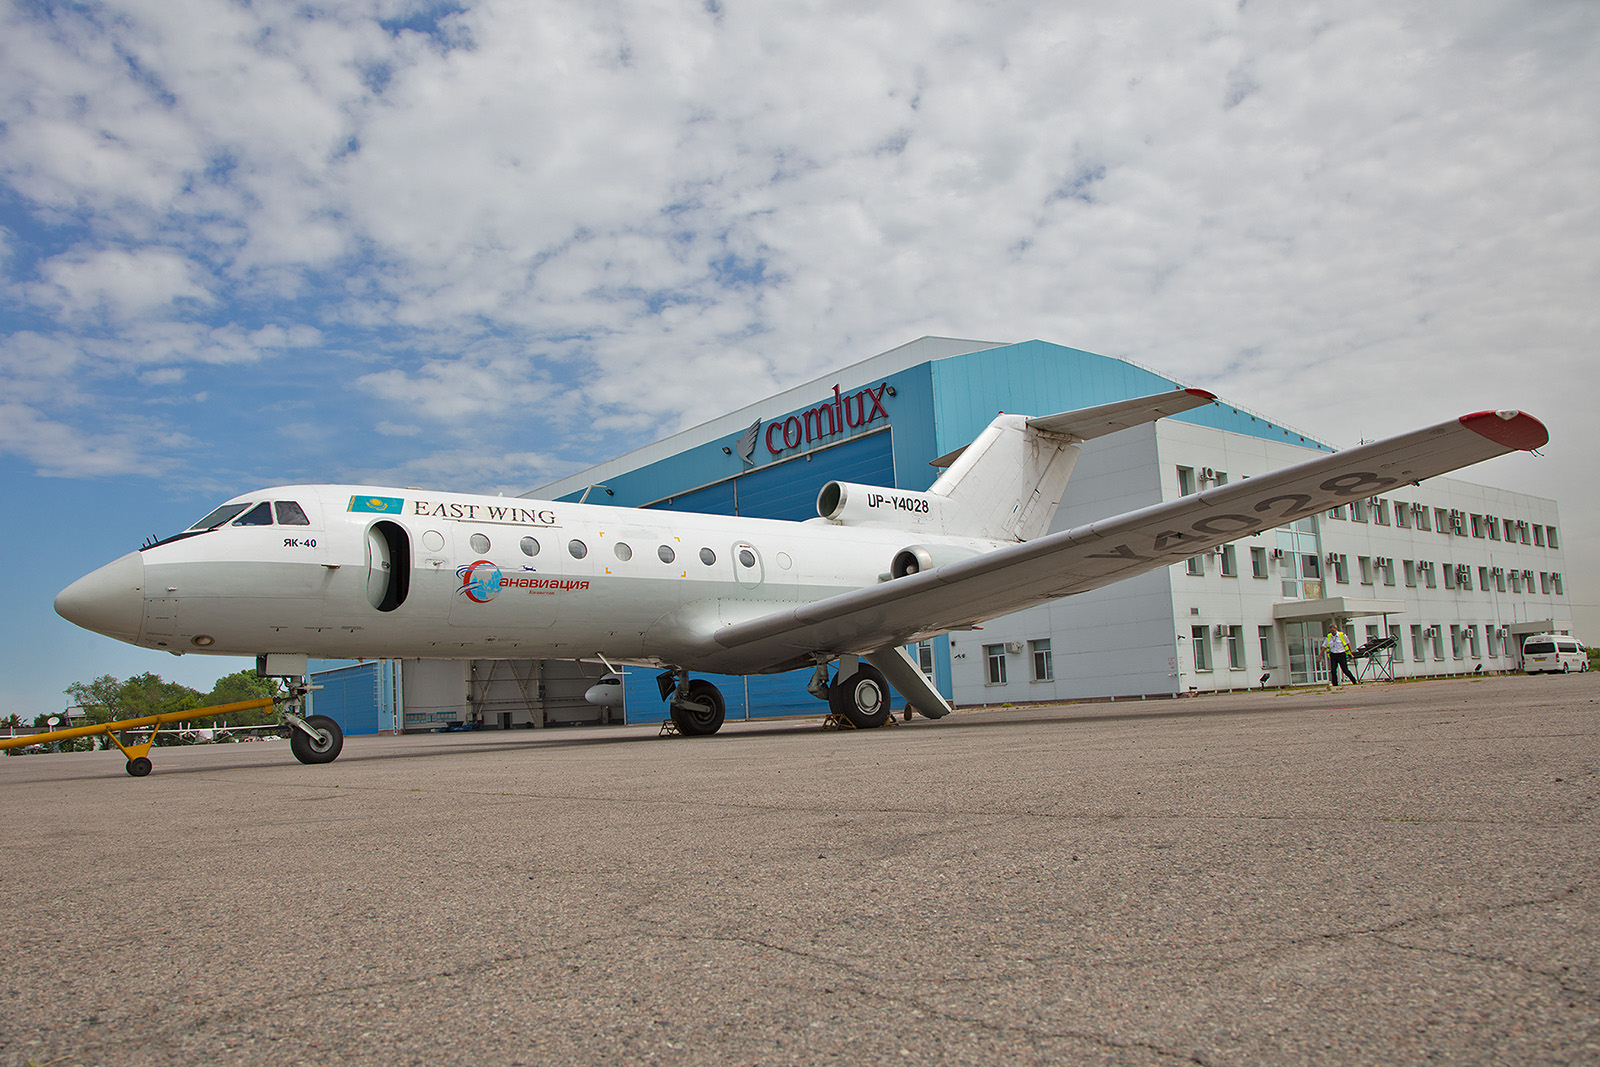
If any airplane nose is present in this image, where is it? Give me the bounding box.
[56,551,146,641]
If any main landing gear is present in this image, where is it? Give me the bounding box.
[658,669,726,736]
[822,661,892,729]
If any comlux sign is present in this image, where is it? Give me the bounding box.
[761,381,894,456]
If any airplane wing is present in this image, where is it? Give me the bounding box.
[703,409,1547,672]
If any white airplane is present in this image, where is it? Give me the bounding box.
[54,389,1548,766]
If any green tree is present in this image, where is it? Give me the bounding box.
[204,671,283,727]
[64,674,123,725]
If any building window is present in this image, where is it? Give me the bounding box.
[1352,499,1368,522]
[1553,573,1565,595]
[1177,466,1195,496]
[1469,514,1484,538]
[1191,626,1211,672]
[1403,560,1416,587]
[1510,570,1522,593]
[1415,506,1431,532]
[1358,556,1373,585]
[1396,504,1411,529]
[984,644,1008,685]
[1332,554,1348,584]
[916,640,935,676]
[1251,547,1268,579]
[1548,526,1560,549]
[1374,500,1390,526]
[1533,525,1545,547]
[1390,627,1404,664]
[1029,639,1053,682]
[1186,555,1204,575]
[1504,518,1516,541]
[1486,516,1500,540]
[1411,624,1426,662]
[1420,562,1436,589]
[1436,508,1451,533]
[1227,626,1245,670]
[1220,544,1237,577]
[1479,566,1490,591]
[1259,625,1275,666]
[1495,568,1506,592]
[1431,627,1445,661]
[1443,564,1456,590]
[1487,628,1500,657]
[1380,558,1396,587]
[1468,626,1481,658]
[1451,626,1464,660]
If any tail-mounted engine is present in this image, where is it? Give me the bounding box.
[888,543,985,579]
[817,481,944,531]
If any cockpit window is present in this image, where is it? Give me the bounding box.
[188,503,251,531]
[275,501,310,526]
[233,502,274,526]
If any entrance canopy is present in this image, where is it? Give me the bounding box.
[1271,596,1407,622]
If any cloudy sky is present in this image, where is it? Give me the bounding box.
[2,0,1595,718]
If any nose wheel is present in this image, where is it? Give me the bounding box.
[286,713,344,765]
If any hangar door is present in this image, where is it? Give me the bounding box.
[309,661,384,735]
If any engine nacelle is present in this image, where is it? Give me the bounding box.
[816,481,944,530]
[889,543,986,579]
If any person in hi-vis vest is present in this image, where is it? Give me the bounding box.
[1326,626,1359,685]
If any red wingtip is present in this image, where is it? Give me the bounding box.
[1185,387,1217,400]
[1459,410,1549,451]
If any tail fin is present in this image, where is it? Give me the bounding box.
[929,388,1216,541]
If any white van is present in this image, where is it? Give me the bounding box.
[1521,634,1589,674]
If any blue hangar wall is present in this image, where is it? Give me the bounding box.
[549,339,1325,725]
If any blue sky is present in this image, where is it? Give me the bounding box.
[2,0,1596,719]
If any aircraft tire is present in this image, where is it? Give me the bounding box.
[289,714,345,764]
[126,756,153,777]
[830,665,891,729]
[671,679,725,736]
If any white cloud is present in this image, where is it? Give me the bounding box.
[30,248,213,319]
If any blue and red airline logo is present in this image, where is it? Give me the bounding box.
[456,560,502,603]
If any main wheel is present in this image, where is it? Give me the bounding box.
[125,756,153,777]
[289,714,344,764]
[671,679,726,736]
[830,665,891,729]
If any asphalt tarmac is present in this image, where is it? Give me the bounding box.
[2,672,1597,1066]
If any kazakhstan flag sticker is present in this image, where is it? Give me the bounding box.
[349,495,404,514]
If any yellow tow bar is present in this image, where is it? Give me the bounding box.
[0,698,279,777]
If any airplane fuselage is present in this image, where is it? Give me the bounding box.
[61,484,1008,673]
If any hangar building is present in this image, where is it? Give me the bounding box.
[311,337,1574,733]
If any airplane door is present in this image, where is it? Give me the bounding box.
[366,526,392,609]
[731,541,763,589]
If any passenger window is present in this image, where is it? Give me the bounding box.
[232,502,274,526]
[275,501,310,525]
[699,547,716,566]
[658,545,675,564]
[614,542,632,561]
[190,503,251,530]
[569,540,588,559]
[520,537,540,557]
[738,548,756,568]
[470,533,491,553]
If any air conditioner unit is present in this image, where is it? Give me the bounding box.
[1199,467,1215,480]
[1004,641,1023,654]
[1214,625,1227,639]
[1270,549,1284,559]
[1326,552,1338,565]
